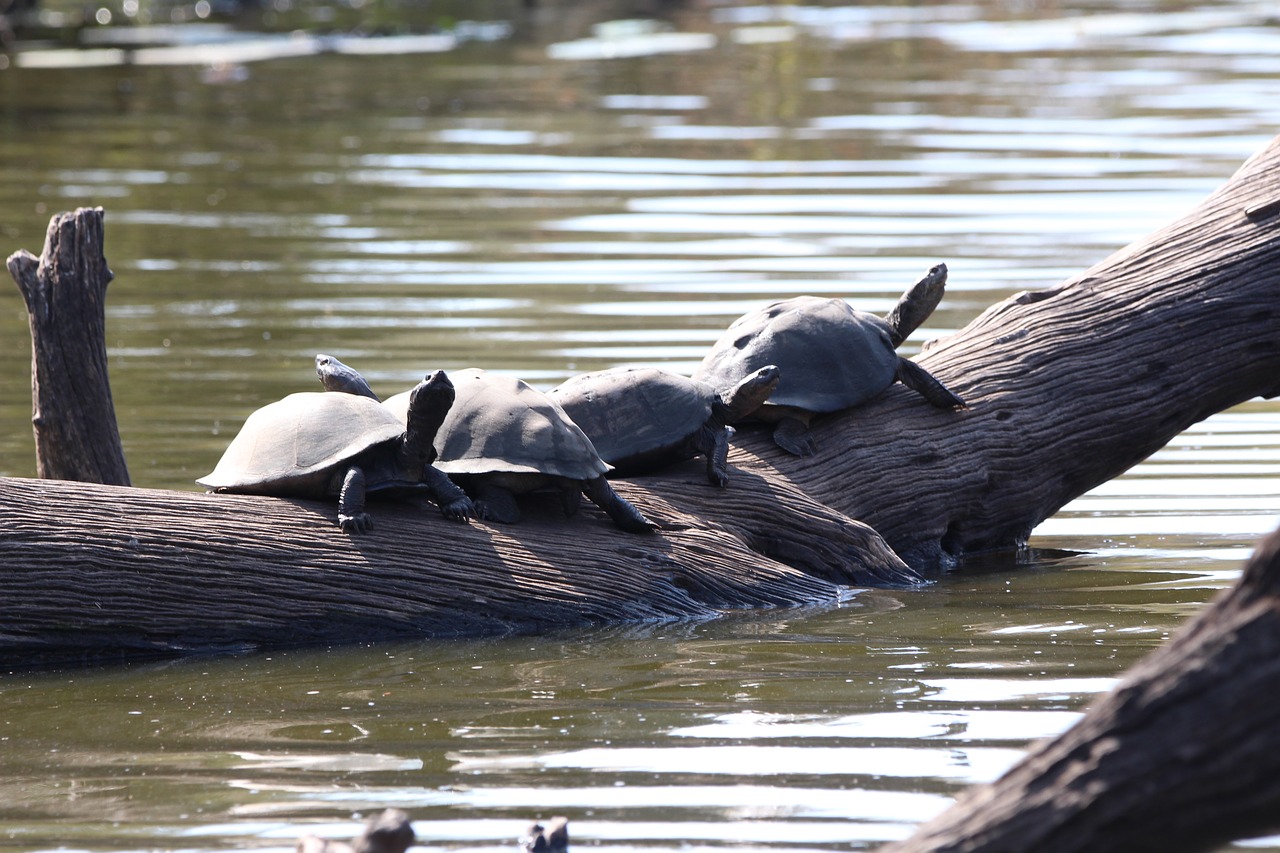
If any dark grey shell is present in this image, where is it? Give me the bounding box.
[694,295,898,414]
[383,368,607,481]
[548,367,713,467]
[197,392,405,497]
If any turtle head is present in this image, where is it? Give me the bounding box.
[403,370,455,464]
[353,809,416,853]
[316,353,380,401]
[719,363,781,422]
[883,263,948,347]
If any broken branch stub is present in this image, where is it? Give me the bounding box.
[6,206,130,486]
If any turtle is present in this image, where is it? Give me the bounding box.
[547,364,780,487]
[693,263,966,457]
[297,809,415,853]
[521,817,569,853]
[380,368,654,534]
[197,370,474,532]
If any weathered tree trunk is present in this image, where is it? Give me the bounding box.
[3,136,1280,661]
[737,137,1280,565]
[881,521,1280,853]
[0,471,910,664]
[6,207,130,485]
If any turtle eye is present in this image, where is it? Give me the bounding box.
[733,334,751,350]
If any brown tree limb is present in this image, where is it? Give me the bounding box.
[881,521,1280,853]
[0,468,911,664]
[6,207,130,485]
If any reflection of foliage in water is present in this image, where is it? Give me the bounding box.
[6,0,526,38]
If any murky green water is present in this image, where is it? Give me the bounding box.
[2,1,1280,850]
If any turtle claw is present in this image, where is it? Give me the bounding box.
[339,512,373,533]
[438,496,475,523]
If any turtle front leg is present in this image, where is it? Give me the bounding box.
[423,465,474,522]
[582,475,654,534]
[695,424,733,488]
[338,465,373,533]
[896,358,967,410]
[772,417,815,457]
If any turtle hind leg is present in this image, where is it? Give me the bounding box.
[884,263,947,346]
[897,358,966,410]
[559,484,583,517]
[472,482,522,524]
[581,476,654,534]
[772,416,816,457]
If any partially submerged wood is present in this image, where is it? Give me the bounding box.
[3,135,1280,661]
[741,136,1280,565]
[882,521,1280,853]
[6,207,130,486]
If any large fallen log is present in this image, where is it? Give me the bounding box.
[3,134,1280,662]
[0,469,907,663]
[882,520,1280,853]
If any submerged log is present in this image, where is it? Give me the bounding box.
[3,132,1280,662]
[882,521,1280,853]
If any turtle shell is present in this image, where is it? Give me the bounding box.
[197,392,404,497]
[694,296,898,414]
[548,367,713,467]
[384,368,607,481]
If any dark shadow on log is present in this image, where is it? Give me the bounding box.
[881,520,1280,853]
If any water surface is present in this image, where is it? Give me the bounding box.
[1,1,1279,850]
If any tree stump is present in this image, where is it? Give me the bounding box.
[6,206,130,485]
